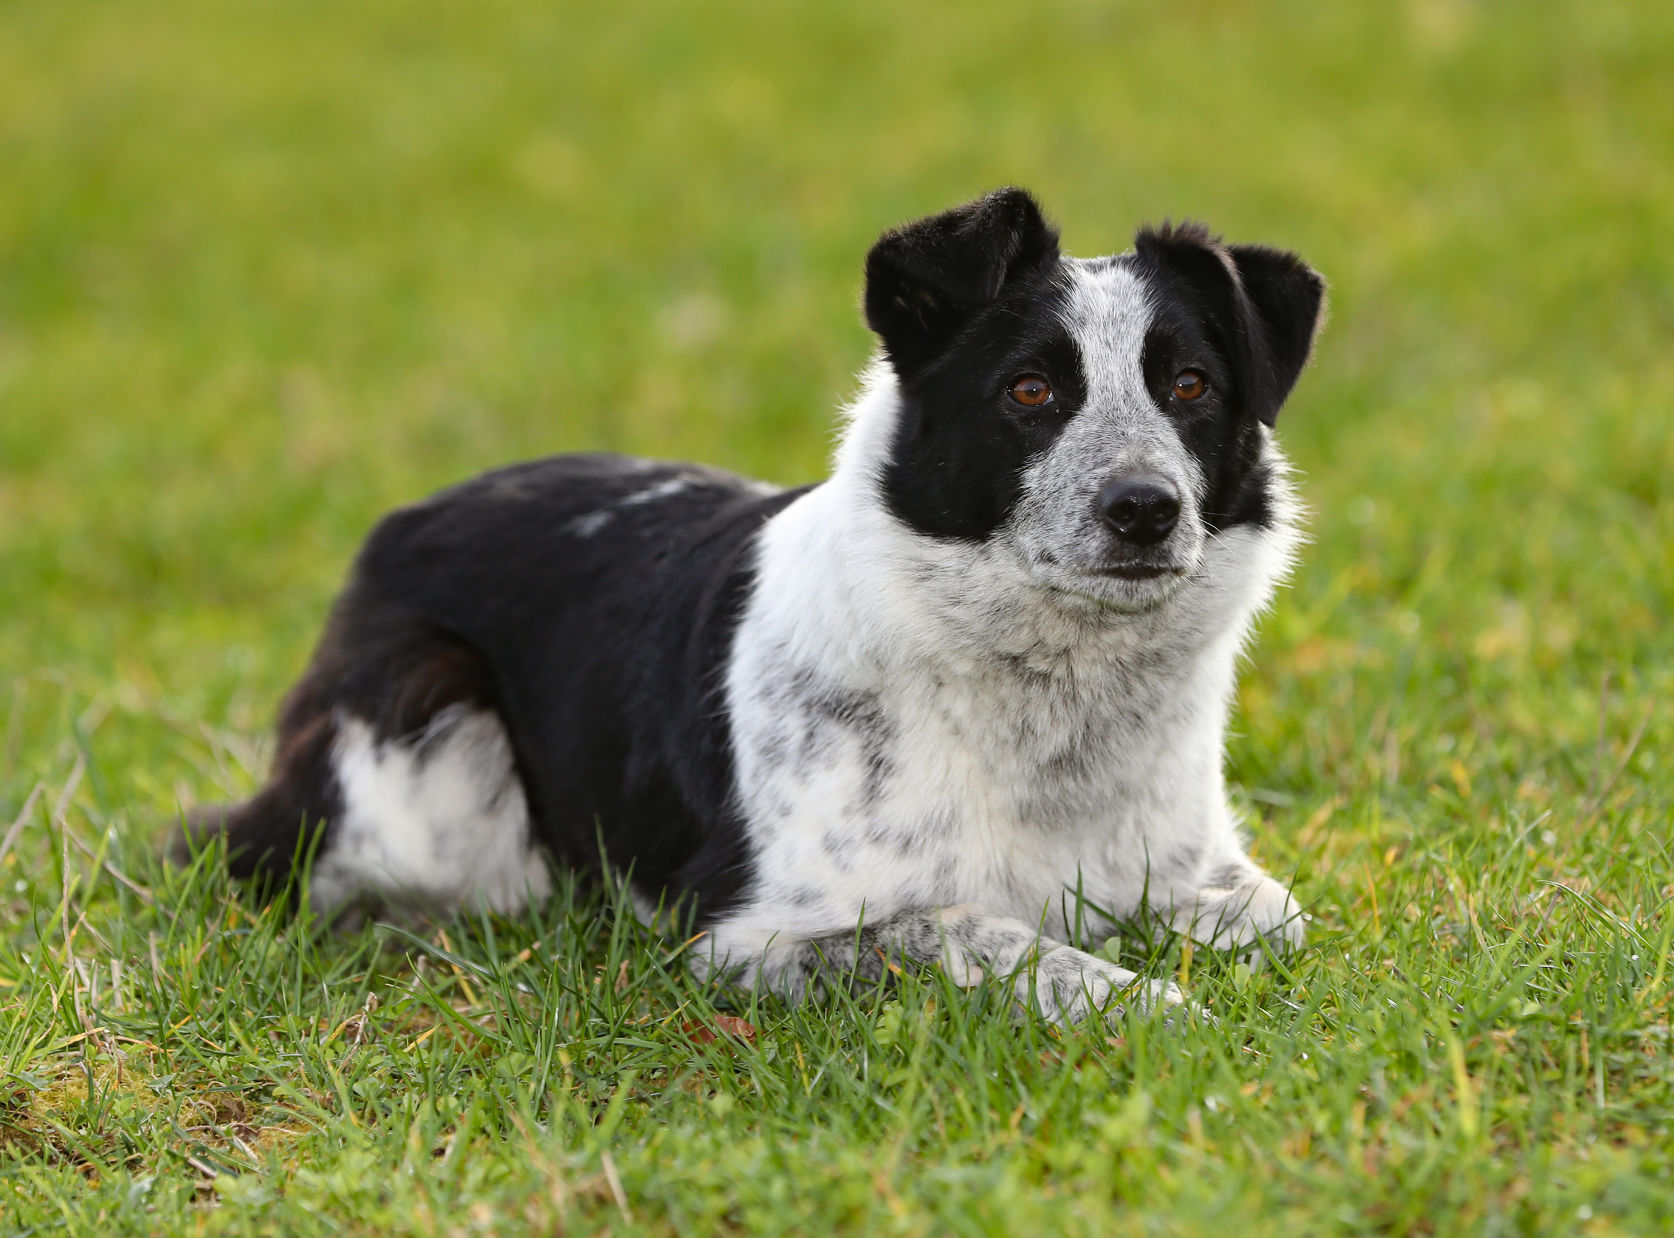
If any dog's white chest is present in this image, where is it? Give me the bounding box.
[728,634,1229,941]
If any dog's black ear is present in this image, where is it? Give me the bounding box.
[1136,224,1326,426]
[864,188,1060,375]
[1225,242,1327,425]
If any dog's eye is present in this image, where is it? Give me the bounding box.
[1008,375,1053,408]
[1172,370,1207,401]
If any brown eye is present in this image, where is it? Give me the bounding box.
[1172,370,1207,401]
[1009,375,1053,407]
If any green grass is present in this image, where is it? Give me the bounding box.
[3,0,1671,1232]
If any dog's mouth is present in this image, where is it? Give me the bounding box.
[1028,551,1193,611]
[1034,550,1188,582]
[1089,563,1185,582]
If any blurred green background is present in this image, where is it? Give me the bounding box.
[2,0,1668,843]
[2,0,1669,844]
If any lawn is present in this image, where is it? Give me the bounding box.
[2,0,1671,1232]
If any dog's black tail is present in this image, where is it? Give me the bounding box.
[171,708,345,899]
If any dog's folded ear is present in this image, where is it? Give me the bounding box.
[865,188,1061,376]
[1224,242,1328,425]
[1136,224,1326,426]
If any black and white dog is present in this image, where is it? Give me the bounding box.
[185,189,1325,1024]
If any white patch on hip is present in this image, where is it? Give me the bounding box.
[309,706,551,920]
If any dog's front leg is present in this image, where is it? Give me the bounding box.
[1171,860,1306,960]
[718,905,1186,1027]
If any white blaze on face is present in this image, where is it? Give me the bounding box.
[1059,259,1153,415]
[1008,259,1206,592]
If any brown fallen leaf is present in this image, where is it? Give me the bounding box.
[681,1015,758,1046]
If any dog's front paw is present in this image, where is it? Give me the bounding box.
[1028,948,1191,1027]
[1181,873,1305,959]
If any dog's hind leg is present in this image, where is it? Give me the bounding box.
[178,606,551,924]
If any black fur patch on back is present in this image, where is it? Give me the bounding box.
[331,457,810,922]
[190,456,808,925]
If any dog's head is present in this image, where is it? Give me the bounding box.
[861,188,1325,614]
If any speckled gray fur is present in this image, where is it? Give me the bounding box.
[733,906,1184,1026]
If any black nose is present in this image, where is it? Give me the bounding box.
[1097,475,1181,545]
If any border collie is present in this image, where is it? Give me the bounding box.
[183,189,1326,1024]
